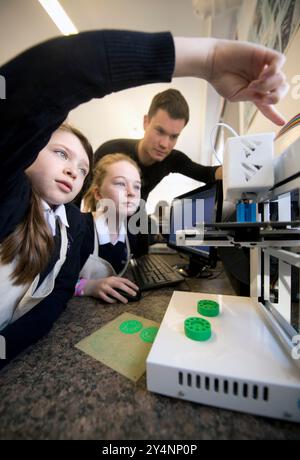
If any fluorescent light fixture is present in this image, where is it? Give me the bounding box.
[38,0,78,35]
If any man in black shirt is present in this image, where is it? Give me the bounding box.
[94,89,222,202]
[92,89,222,254]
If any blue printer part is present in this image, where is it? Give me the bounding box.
[236,202,256,223]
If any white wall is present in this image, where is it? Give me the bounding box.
[200,8,240,167]
[0,0,59,65]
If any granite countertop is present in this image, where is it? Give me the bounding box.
[0,256,299,440]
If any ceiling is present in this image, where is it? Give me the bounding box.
[0,0,243,65]
[0,0,211,65]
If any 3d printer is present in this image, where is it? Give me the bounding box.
[147,127,300,422]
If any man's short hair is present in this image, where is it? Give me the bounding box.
[148,89,189,125]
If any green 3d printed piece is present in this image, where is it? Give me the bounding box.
[184,317,211,341]
[140,326,159,343]
[197,299,219,317]
[119,320,143,334]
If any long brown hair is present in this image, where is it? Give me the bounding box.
[83,153,140,212]
[0,123,93,286]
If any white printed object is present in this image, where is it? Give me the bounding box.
[223,132,275,202]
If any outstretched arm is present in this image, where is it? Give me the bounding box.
[0,30,175,184]
[173,37,288,125]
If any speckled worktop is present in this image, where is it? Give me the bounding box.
[0,255,299,440]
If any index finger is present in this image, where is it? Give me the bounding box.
[255,101,286,126]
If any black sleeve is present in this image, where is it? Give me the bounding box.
[0,207,85,370]
[79,213,95,269]
[0,289,69,370]
[94,140,122,163]
[0,30,174,185]
[169,150,219,184]
[93,139,137,164]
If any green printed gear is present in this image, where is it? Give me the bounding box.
[140,327,159,343]
[119,320,143,334]
[197,299,219,317]
[184,317,211,341]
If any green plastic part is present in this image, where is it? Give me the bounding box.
[140,327,159,343]
[197,299,219,317]
[119,320,143,334]
[184,317,211,341]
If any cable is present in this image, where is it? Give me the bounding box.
[210,122,239,165]
[206,268,225,280]
[181,278,192,292]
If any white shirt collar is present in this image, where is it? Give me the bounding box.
[42,200,69,236]
[95,213,126,246]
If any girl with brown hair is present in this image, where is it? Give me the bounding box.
[0,123,93,328]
